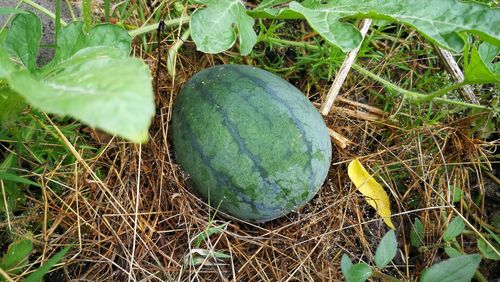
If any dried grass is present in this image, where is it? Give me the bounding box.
[7,16,499,282]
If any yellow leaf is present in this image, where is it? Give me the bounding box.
[348,159,395,229]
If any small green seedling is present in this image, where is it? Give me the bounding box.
[340,226,484,282]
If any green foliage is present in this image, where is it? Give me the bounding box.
[288,0,498,52]
[0,8,28,15]
[443,217,465,242]
[191,0,499,54]
[419,254,481,282]
[3,12,41,71]
[185,222,231,267]
[1,12,154,143]
[0,88,25,127]
[192,222,229,248]
[344,263,372,282]
[410,218,424,248]
[444,246,462,258]
[340,254,353,276]
[374,230,397,269]
[477,239,500,260]
[190,0,257,55]
[24,246,71,282]
[0,239,33,273]
[464,42,500,84]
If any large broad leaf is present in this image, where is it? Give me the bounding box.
[88,24,131,56]
[347,159,395,229]
[190,0,257,55]
[3,12,41,71]
[0,8,28,15]
[50,22,131,66]
[464,42,500,84]
[289,0,499,52]
[374,230,397,269]
[7,47,154,143]
[419,254,481,282]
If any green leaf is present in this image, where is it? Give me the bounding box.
[452,187,463,203]
[190,0,257,55]
[0,239,33,272]
[444,247,462,258]
[50,22,131,66]
[88,24,131,56]
[50,21,88,64]
[0,46,17,78]
[3,12,42,71]
[7,47,155,143]
[464,42,500,84]
[0,172,40,187]
[443,217,465,242]
[419,254,481,282]
[410,218,425,248]
[477,239,500,260]
[483,226,500,245]
[375,230,397,269]
[0,8,28,15]
[211,251,231,259]
[345,262,372,282]
[340,254,353,277]
[0,87,26,127]
[0,29,8,45]
[24,246,71,282]
[288,0,499,52]
[192,222,229,248]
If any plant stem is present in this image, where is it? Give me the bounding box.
[128,16,190,37]
[351,63,491,111]
[372,269,403,282]
[263,36,494,111]
[167,29,191,77]
[416,81,467,102]
[104,0,110,22]
[22,0,67,26]
[65,0,77,21]
[82,0,91,33]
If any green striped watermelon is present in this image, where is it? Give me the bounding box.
[172,64,331,223]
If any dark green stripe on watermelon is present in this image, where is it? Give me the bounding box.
[172,64,331,223]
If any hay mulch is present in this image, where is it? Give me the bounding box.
[14,29,498,282]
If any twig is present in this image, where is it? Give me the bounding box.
[433,46,479,104]
[332,106,381,121]
[320,19,372,116]
[128,144,142,282]
[481,164,500,187]
[336,96,388,117]
[0,181,11,231]
[328,128,351,149]
[0,267,14,282]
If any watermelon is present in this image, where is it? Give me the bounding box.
[172,64,331,223]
